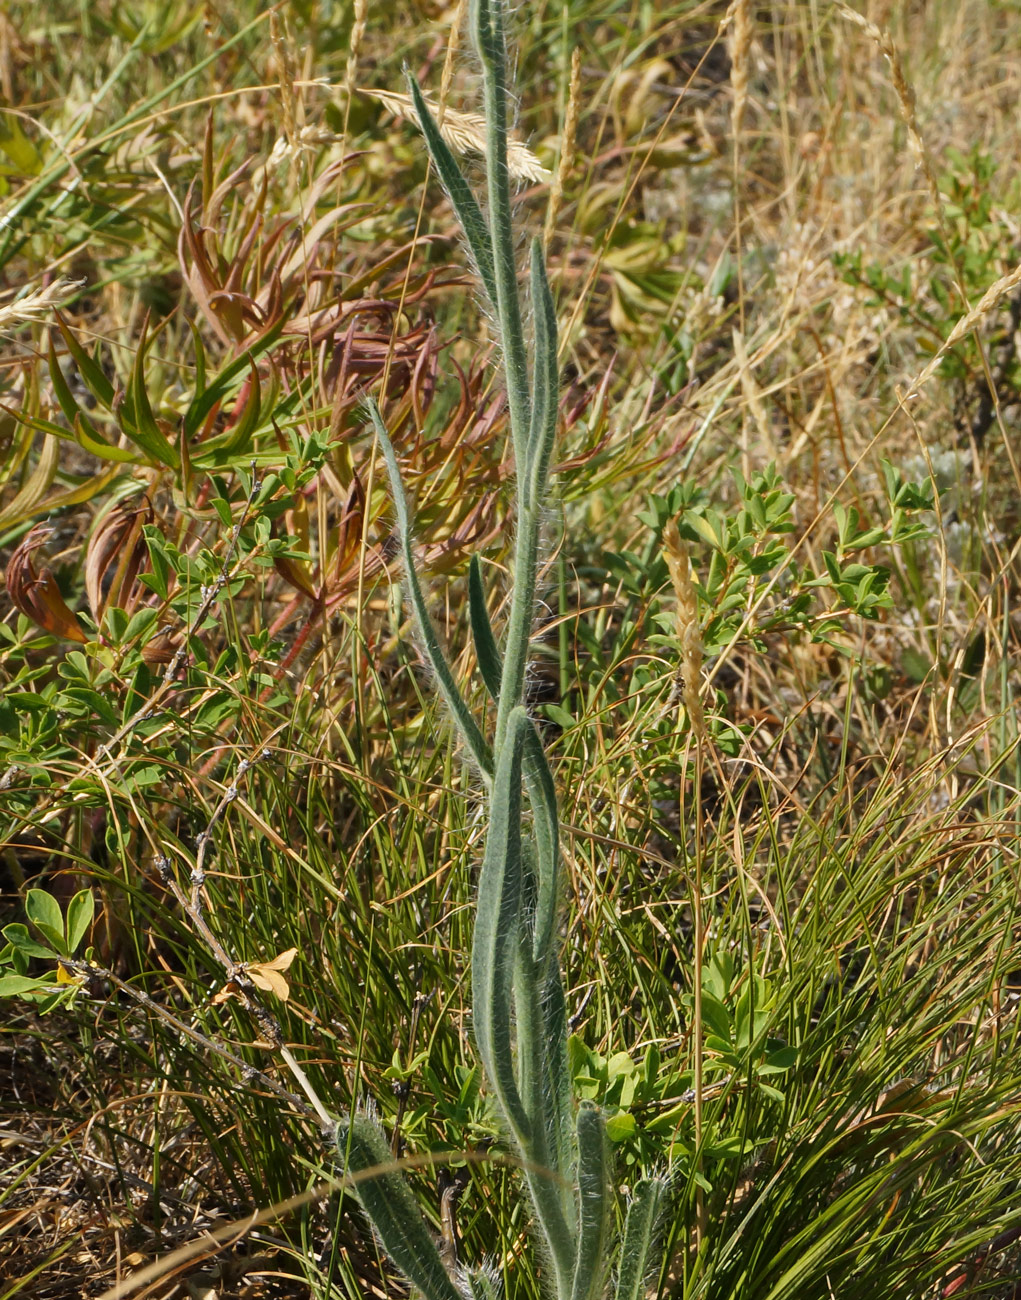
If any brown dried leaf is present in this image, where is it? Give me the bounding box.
[5,526,87,642]
[85,500,153,624]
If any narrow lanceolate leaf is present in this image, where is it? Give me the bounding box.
[469,602,561,966]
[522,724,559,967]
[407,76,498,309]
[571,1103,611,1300]
[526,238,559,512]
[54,310,114,409]
[512,856,575,1298]
[472,705,530,1141]
[472,0,532,469]
[539,955,575,1210]
[369,400,493,782]
[336,1114,462,1300]
[468,556,561,974]
[124,313,180,469]
[614,1179,668,1300]
[469,553,503,700]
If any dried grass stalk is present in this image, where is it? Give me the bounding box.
[909,260,1021,397]
[365,87,551,183]
[271,12,301,155]
[835,2,942,217]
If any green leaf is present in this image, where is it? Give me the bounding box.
[471,705,528,1137]
[407,75,497,307]
[54,312,115,409]
[122,315,180,468]
[184,319,285,441]
[700,991,732,1041]
[526,238,559,512]
[142,527,170,600]
[687,512,724,550]
[463,1269,501,1300]
[74,412,139,464]
[336,1113,462,1300]
[65,890,94,953]
[2,923,58,960]
[369,399,493,780]
[605,1110,637,1142]
[541,703,575,730]
[48,336,83,426]
[192,354,263,463]
[759,1045,799,1074]
[25,889,67,954]
[0,973,54,996]
[470,0,532,466]
[571,1102,611,1300]
[122,607,160,645]
[614,1179,667,1300]
[468,554,503,700]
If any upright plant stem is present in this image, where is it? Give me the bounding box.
[340,9,670,1300]
[692,741,706,1251]
[474,0,532,475]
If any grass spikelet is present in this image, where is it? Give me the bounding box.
[544,46,581,249]
[0,277,84,328]
[835,2,942,218]
[909,259,1021,396]
[664,518,706,744]
[438,0,467,129]
[270,12,300,154]
[366,87,551,183]
[727,0,752,140]
[345,0,368,108]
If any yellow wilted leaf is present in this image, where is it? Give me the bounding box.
[246,948,298,1001]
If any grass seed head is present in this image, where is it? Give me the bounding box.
[664,518,706,744]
